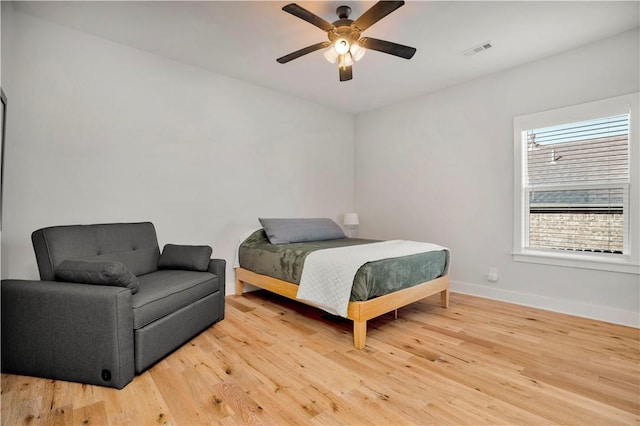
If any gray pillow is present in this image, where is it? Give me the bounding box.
[259,218,346,244]
[158,244,212,272]
[55,260,140,294]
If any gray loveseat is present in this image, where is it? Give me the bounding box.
[1,222,225,389]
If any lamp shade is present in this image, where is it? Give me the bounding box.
[344,213,359,226]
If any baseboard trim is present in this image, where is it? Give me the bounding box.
[451,280,639,328]
[227,280,638,328]
[226,281,258,296]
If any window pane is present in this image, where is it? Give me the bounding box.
[528,188,624,253]
[526,115,629,186]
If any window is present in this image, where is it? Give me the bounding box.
[513,94,639,274]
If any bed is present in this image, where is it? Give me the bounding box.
[234,219,450,349]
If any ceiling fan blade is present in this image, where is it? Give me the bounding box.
[339,66,353,82]
[353,1,405,32]
[282,3,334,32]
[277,41,331,64]
[359,37,416,59]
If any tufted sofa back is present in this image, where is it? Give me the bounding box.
[32,222,161,280]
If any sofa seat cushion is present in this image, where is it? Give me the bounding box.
[132,270,220,329]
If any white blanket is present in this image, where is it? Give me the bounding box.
[296,240,448,317]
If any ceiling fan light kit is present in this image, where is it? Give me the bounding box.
[276,1,417,82]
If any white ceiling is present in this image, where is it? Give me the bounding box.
[12,1,640,114]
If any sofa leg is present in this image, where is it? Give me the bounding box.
[236,279,244,296]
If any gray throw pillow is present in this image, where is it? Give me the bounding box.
[55,259,140,294]
[158,244,212,272]
[259,218,346,244]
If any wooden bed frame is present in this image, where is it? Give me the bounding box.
[235,267,450,349]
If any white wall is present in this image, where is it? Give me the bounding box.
[355,29,640,327]
[0,1,16,280]
[0,10,354,293]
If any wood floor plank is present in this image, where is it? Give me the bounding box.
[248,384,316,425]
[150,365,211,425]
[71,400,108,426]
[2,292,638,425]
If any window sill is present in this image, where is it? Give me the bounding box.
[512,250,640,274]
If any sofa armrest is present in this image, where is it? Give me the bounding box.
[207,258,226,321]
[1,279,135,389]
[207,258,226,282]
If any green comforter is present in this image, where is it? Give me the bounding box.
[238,230,449,302]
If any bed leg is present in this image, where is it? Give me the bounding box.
[441,288,449,308]
[394,309,398,320]
[236,279,244,296]
[353,320,367,349]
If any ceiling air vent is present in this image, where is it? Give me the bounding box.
[462,41,493,57]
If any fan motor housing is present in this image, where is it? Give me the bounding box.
[328,22,361,43]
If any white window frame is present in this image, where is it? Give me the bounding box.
[513,93,640,274]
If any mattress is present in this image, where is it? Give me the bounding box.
[238,230,449,301]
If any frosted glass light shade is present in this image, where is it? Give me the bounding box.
[324,47,338,63]
[350,42,366,61]
[339,53,354,68]
[334,38,350,54]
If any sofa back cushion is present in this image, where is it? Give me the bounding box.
[32,222,160,281]
[158,244,212,272]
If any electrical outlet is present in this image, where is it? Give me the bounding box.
[485,267,498,282]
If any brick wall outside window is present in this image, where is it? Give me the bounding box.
[529,213,623,252]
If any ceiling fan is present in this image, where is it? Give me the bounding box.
[276,1,417,82]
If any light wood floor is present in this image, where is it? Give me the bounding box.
[2,291,639,425]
